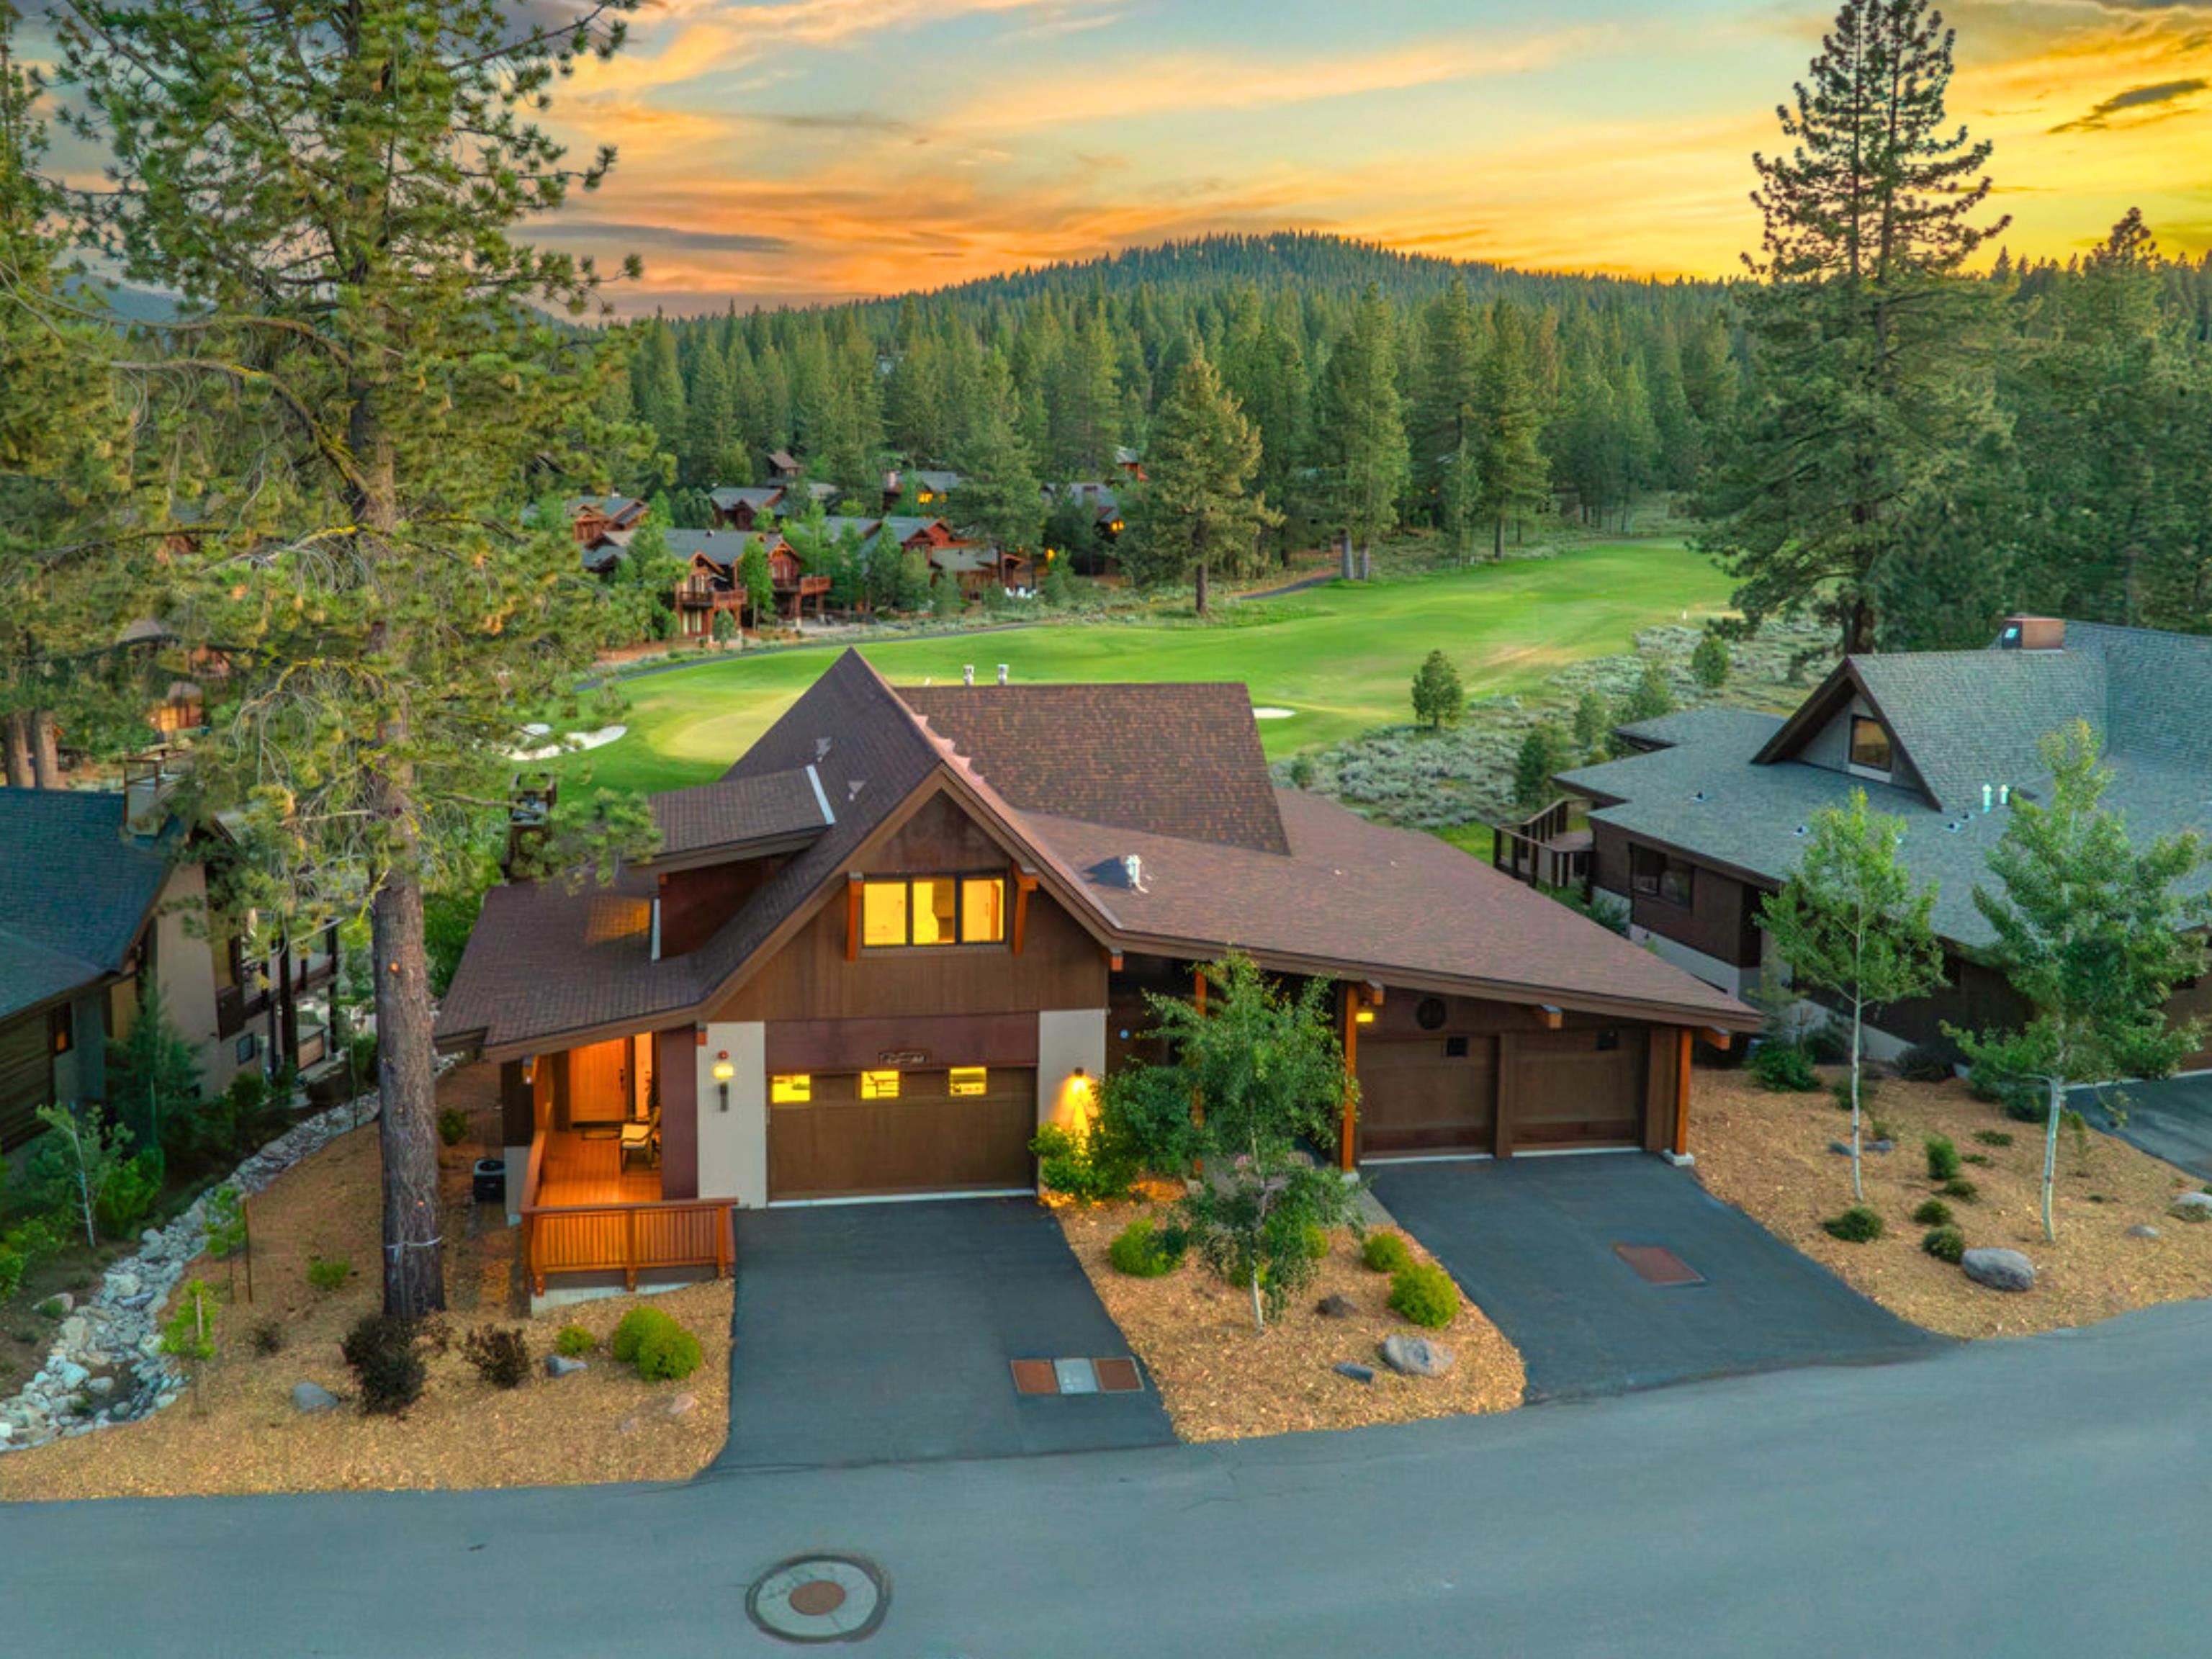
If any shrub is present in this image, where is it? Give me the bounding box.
[1921,1225,1966,1264]
[1974,1130,2014,1148]
[554,1324,596,1358]
[35,1293,68,1321]
[94,1151,164,1241]
[1941,1177,1979,1202]
[1749,1040,1819,1092]
[633,1318,701,1382]
[1822,1206,1885,1243]
[1912,1198,1954,1228]
[1803,1023,1850,1065]
[160,1278,219,1366]
[1830,1076,1879,1113]
[0,1248,23,1303]
[1963,1152,1992,1167]
[462,1325,531,1390]
[1107,1215,1183,1278]
[306,1254,351,1292]
[1968,1057,2042,1122]
[1389,1262,1460,1328]
[611,1304,690,1370]
[341,1313,425,1415]
[1897,1040,1961,1084]
[436,1107,470,1148]
[1362,1231,1414,1274]
[1030,1122,1138,1205]
[248,1319,286,1357]
[1925,1136,1962,1183]
[1871,1118,1898,1143]
[203,1184,246,1260]
[1691,629,1730,691]
[1303,1224,1331,1260]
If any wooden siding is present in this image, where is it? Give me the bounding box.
[0,1012,51,1151]
[656,1027,701,1201]
[659,856,783,957]
[1592,822,1764,968]
[764,1011,1039,1073]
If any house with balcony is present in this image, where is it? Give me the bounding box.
[707,486,788,532]
[667,529,832,634]
[437,652,1755,1303]
[1550,617,2212,1064]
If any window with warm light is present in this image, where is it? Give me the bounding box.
[770,1074,812,1103]
[948,1066,988,1097]
[857,873,1008,949]
[860,1069,901,1100]
[911,878,958,945]
[1848,715,1893,775]
[862,881,908,946]
[960,878,1005,943]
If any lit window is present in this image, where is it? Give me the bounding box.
[862,881,908,947]
[911,878,958,945]
[1848,716,1893,774]
[50,1005,73,1056]
[860,1069,901,1100]
[961,878,1006,943]
[949,1066,988,1097]
[770,1074,812,1104]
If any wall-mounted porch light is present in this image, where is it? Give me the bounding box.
[712,1050,735,1112]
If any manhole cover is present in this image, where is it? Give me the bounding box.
[1614,1244,1705,1286]
[747,1554,889,1644]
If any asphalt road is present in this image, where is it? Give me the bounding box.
[8,1300,2212,1658]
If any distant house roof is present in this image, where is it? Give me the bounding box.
[0,791,177,1021]
[1047,481,1120,519]
[709,486,786,513]
[665,528,785,570]
[439,653,1755,1059]
[567,495,646,523]
[1559,621,2212,948]
[766,449,801,474]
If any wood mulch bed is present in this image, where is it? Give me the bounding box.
[0,1071,729,1501]
[1053,1197,1524,1441]
[1694,1065,2212,1339]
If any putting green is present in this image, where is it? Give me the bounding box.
[552,540,1732,797]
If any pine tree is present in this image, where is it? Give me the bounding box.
[1473,299,1551,558]
[680,346,735,489]
[1698,0,2009,653]
[1409,650,1464,730]
[951,352,1043,559]
[1315,283,1409,578]
[1411,279,1481,516]
[58,0,655,1316]
[1121,346,1277,617]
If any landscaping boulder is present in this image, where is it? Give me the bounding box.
[664,1392,698,1418]
[544,1354,588,1379]
[1379,1334,1455,1378]
[2167,1192,2212,1220]
[1868,1138,1896,1154]
[1334,1362,1375,1384]
[2127,1224,2162,1240]
[290,1381,340,1414]
[1315,1294,1357,1319]
[42,1292,74,1316]
[1827,1141,1852,1157]
[1961,1247,2036,1293]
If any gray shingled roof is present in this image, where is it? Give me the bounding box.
[708,486,785,512]
[651,765,832,863]
[1561,622,2212,949]
[0,791,176,1020]
[665,527,778,570]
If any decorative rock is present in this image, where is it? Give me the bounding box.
[1868,1138,1896,1154]
[1827,1141,1852,1156]
[2168,1192,2212,1218]
[140,1228,163,1249]
[2127,1224,2162,1240]
[1961,1247,2037,1292]
[105,1273,138,1302]
[51,1359,89,1391]
[85,1377,115,1398]
[58,1316,88,1347]
[1333,1362,1375,1384]
[290,1382,341,1414]
[664,1392,698,1418]
[1314,1294,1358,1319]
[1379,1334,1455,1378]
[616,1415,639,1435]
[44,1292,74,1316]
[544,1354,588,1378]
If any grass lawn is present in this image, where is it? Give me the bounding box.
[553,539,1733,796]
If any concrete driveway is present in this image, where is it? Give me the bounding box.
[717,1197,1173,1472]
[1372,1155,1941,1402]
[2075,1074,2212,1181]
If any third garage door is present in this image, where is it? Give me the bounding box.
[1358,1036,1496,1156]
[1509,1028,1647,1150]
[768,1067,1036,1201]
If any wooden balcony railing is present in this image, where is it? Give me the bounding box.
[518,1135,736,1295]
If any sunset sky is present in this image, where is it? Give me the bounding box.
[38,0,2212,310]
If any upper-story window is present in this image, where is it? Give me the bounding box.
[860,873,1007,948]
[1848,715,1894,775]
[1629,844,1694,908]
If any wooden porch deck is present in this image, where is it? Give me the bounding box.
[536,1128,662,1208]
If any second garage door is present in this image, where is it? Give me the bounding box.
[1358,1036,1497,1156]
[1510,1028,1647,1150]
[768,1067,1037,1201]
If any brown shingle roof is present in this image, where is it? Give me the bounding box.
[650,765,831,864]
[898,682,1290,855]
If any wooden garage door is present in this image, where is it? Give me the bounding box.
[1358,1036,1496,1156]
[768,1068,1036,1201]
[1511,1028,1646,1149]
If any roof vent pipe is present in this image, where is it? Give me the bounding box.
[997,663,1010,686]
[1123,854,1146,892]
[2000,783,2011,807]
[1982,783,1992,814]
[962,664,975,687]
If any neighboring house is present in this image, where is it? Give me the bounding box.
[1550,617,2212,1066]
[666,529,830,633]
[707,485,787,532]
[1113,446,1146,482]
[437,652,1755,1299]
[765,450,803,484]
[882,467,961,508]
[0,768,336,1148]
[568,495,647,565]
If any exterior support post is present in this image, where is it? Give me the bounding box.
[1675,1028,1694,1159]
[1339,986,1360,1172]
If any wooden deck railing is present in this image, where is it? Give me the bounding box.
[518,1136,736,1295]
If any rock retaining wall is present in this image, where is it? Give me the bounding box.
[0,1090,385,1455]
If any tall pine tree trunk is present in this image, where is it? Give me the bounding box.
[1493,515,1505,561]
[1194,557,1210,620]
[30,710,59,786]
[1339,530,1354,582]
[1357,542,1371,582]
[3,711,30,786]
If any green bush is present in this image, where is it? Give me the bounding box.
[1925,1136,1962,1183]
[1822,1206,1885,1243]
[0,1247,23,1304]
[1941,1177,1979,1202]
[1897,1041,1961,1084]
[1912,1198,1954,1228]
[1963,1152,1992,1167]
[610,1305,672,1365]
[1830,1076,1878,1112]
[1921,1225,1966,1264]
[1803,1023,1850,1065]
[633,1318,701,1382]
[1691,629,1730,691]
[1388,1262,1460,1328]
[1749,1040,1819,1092]
[462,1325,531,1389]
[341,1313,425,1415]
[554,1324,596,1358]
[35,1293,68,1321]
[1303,1224,1331,1260]
[94,1151,164,1240]
[306,1254,351,1292]
[248,1319,285,1357]
[1107,1215,1183,1278]
[1361,1231,1414,1274]
[436,1107,469,1148]
[1974,1130,2014,1148]
[1030,1121,1138,1205]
